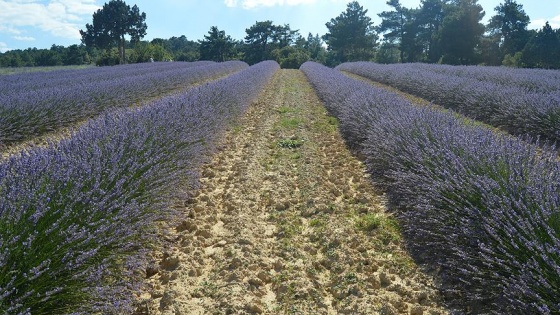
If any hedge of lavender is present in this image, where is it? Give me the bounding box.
[0,61,247,149]
[0,61,214,94]
[301,61,560,314]
[0,60,279,314]
[406,62,560,93]
[337,62,560,145]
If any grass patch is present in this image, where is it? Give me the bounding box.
[276,106,292,114]
[279,117,302,129]
[314,115,339,133]
[355,213,382,232]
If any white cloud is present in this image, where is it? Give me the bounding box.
[224,0,317,9]
[0,42,9,53]
[0,0,100,40]
[529,14,560,30]
[224,0,238,7]
[13,35,35,41]
[0,24,23,35]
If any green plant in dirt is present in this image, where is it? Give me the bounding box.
[309,217,327,228]
[277,138,303,148]
[355,213,381,232]
[279,117,302,129]
[315,115,340,133]
[276,106,292,114]
[231,124,244,134]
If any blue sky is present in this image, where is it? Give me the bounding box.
[1,0,559,53]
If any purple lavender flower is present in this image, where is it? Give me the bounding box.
[302,61,560,314]
[0,61,279,314]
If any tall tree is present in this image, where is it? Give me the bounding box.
[305,33,328,64]
[323,1,378,65]
[487,0,531,61]
[377,0,410,62]
[199,26,235,62]
[438,0,485,64]
[244,21,298,64]
[522,22,560,69]
[165,36,200,61]
[416,0,448,62]
[80,0,147,64]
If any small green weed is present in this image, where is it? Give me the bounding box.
[277,138,303,148]
[309,218,326,228]
[355,214,381,232]
[279,118,302,129]
[276,106,292,114]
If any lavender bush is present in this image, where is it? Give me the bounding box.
[337,62,560,146]
[0,60,279,314]
[301,61,560,314]
[0,61,214,94]
[0,61,247,149]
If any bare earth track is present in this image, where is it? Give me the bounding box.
[139,69,449,314]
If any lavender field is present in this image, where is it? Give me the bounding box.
[338,62,560,145]
[0,61,278,313]
[0,61,247,149]
[1,60,559,314]
[302,61,560,314]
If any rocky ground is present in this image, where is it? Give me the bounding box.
[137,69,450,315]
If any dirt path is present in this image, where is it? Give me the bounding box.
[139,69,449,314]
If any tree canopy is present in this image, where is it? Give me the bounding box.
[487,0,531,60]
[323,1,378,65]
[243,21,299,65]
[3,0,560,69]
[199,26,236,62]
[522,22,560,69]
[438,0,485,64]
[377,0,412,62]
[80,0,147,64]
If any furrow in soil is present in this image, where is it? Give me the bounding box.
[140,69,449,315]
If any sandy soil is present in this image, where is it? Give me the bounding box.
[137,69,450,315]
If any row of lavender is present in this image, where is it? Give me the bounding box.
[0,61,247,149]
[0,61,280,314]
[406,62,560,93]
[0,61,213,94]
[301,61,560,314]
[337,62,560,145]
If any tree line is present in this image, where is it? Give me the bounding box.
[1,0,559,69]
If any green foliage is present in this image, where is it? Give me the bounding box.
[279,117,302,129]
[323,1,378,65]
[0,45,91,68]
[243,21,299,65]
[375,42,400,64]
[199,26,236,62]
[303,33,328,64]
[414,0,446,63]
[377,0,418,62]
[521,22,560,69]
[355,214,381,232]
[160,35,201,61]
[80,0,147,64]
[95,48,120,66]
[438,0,485,65]
[271,45,310,69]
[486,0,531,59]
[277,138,304,148]
[502,51,524,67]
[128,41,172,63]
